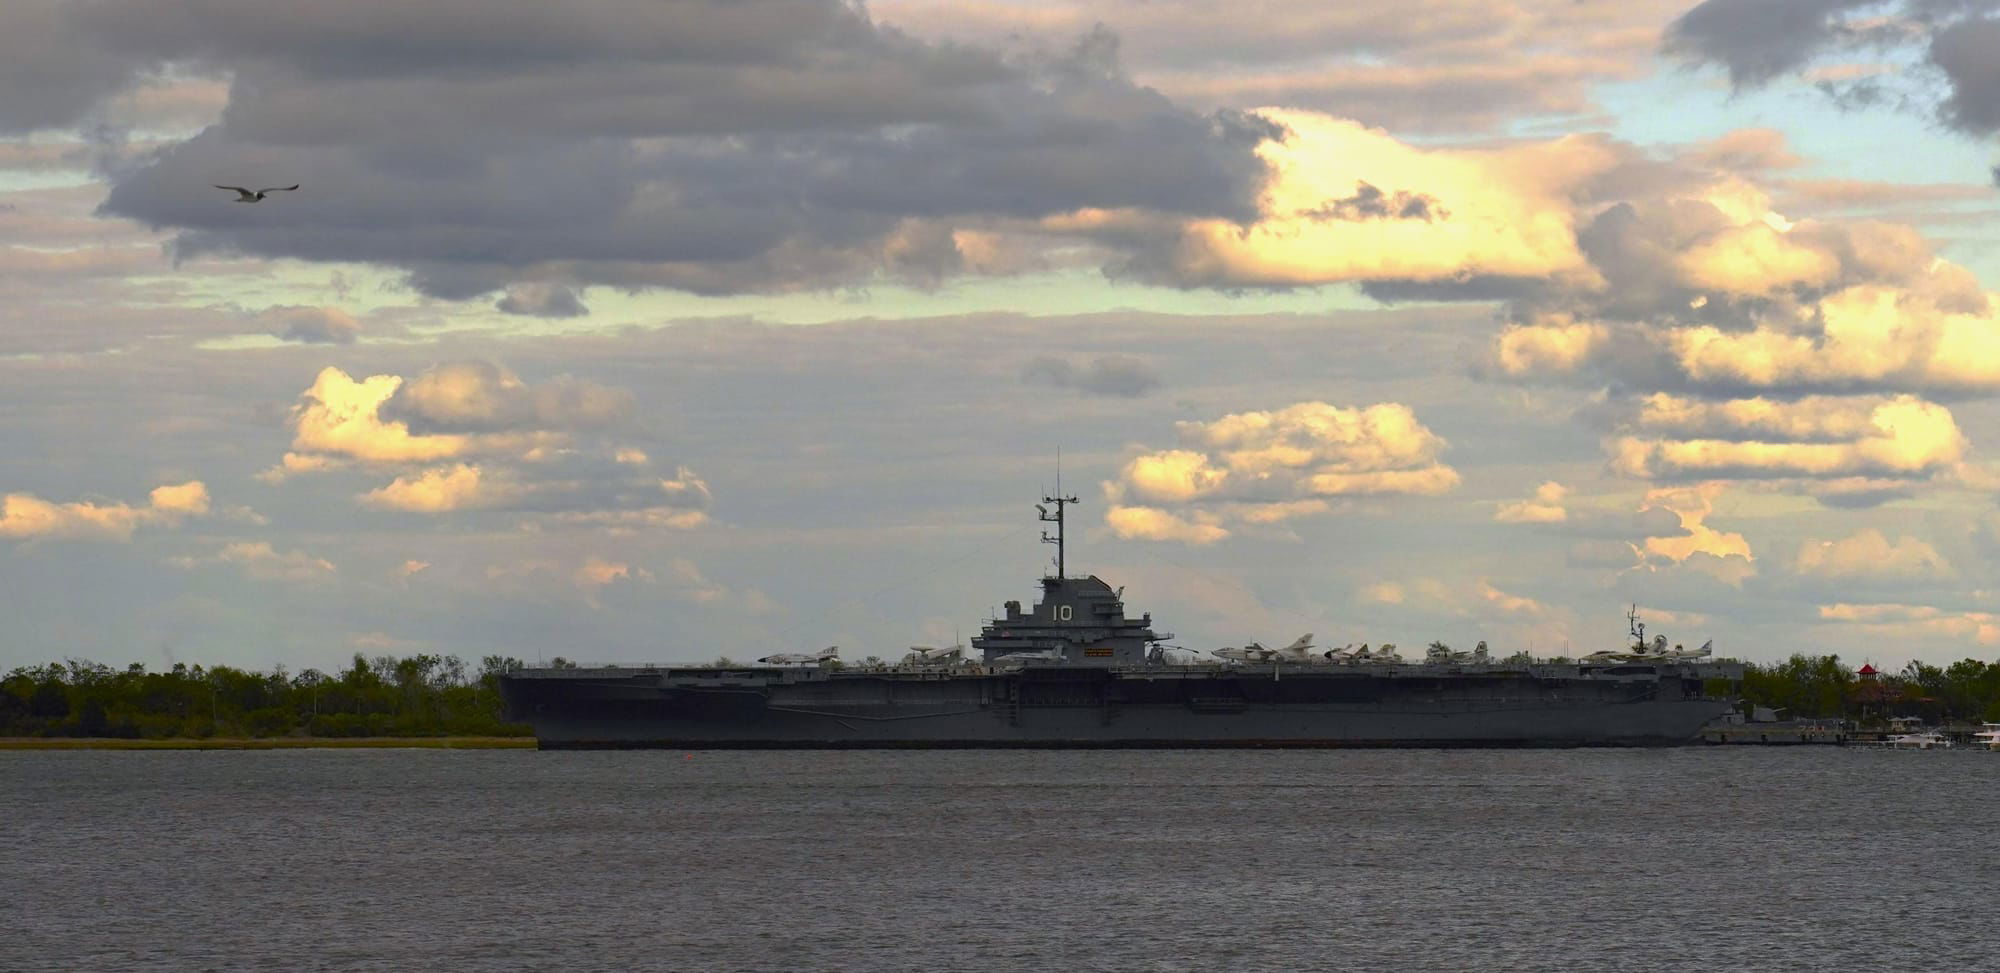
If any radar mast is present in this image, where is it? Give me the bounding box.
[1039,450,1079,580]
[1040,493,1079,580]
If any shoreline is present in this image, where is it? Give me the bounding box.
[0,736,536,751]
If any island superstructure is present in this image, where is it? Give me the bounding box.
[500,494,1740,748]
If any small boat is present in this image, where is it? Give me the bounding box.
[1972,723,2000,751]
[1880,729,1953,750]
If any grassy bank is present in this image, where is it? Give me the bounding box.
[0,736,537,750]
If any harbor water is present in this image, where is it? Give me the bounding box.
[3,748,1992,972]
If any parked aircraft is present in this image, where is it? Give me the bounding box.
[992,649,1064,666]
[758,646,839,665]
[1262,634,1316,662]
[1214,633,1313,664]
[1212,644,1274,663]
[1663,639,1713,661]
[904,644,965,664]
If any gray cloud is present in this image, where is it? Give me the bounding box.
[1664,0,1881,88]
[1930,16,2000,132]
[872,0,1693,134]
[50,1,1272,298]
[1668,1,2000,138]
[496,284,589,319]
[260,306,360,345]
[1020,354,1162,397]
[0,1,148,133]
[1306,182,1447,223]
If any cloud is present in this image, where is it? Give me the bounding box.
[272,363,627,477]
[358,464,499,513]
[496,283,589,319]
[147,481,211,516]
[259,305,361,345]
[1634,482,1755,583]
[575,556,651,588]
[1816,602,2000,646]
[1609,394,1965,482]
[1667,1,2000,139]
[1359,581,1404,604]
[0,0,149,132]
[1487,317,1612,379]
[280,367,477,470]
[1020,354,1162,397]
[1166,110,1614,287]
[1495,481,1569,524]
[168,540,336,582]
[1679,128,1802,172]
[1103,504,1229,545]
[76,3,1270,298]
[872,0,1681,133]
[1796,528,1953,581]
[1105,399,1458,542]
[0,480,209,541]
[548,466,713,529]
[1476,580,1550,617]
[1663,0,1879,88]
[383,361,632,434]
[1660,284,2000,395]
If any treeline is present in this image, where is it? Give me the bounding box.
[0,654,534,739]
[1738,654,2000,724]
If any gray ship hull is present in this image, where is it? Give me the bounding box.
[501,663,1737,749]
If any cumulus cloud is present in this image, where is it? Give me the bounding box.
[1495,481,1569,524]
[1795,529,1953,581]
[384,361,632,434]
[278,367,478,471]
[1447,122,2000,508]
[1105,400,1458,542]
[358,464,499,513]
[1609,394,1966,483]
[169,541,336,582]
[1487,317,1610,379]
[259,305,361,344]
[264,364,712,525]
[0,480,209,541]
[269,364,628,478]
[1167,110,1612,287]
[1634,482,1755,584]
[1020,354,1162,397]
[1103,504,1229,545]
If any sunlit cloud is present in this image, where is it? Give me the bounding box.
[1494,481,1569,524]
[1105,399,1458,543]
[1795,529,1952,581]
[0,481,210,542]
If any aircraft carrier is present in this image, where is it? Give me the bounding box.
[500,494,1740,748]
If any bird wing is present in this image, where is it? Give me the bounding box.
[213,185,252,194]
[257,185,300,193]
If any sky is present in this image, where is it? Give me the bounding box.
[9,0,2000,672]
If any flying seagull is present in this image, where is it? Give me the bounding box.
[214,184,299,202]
